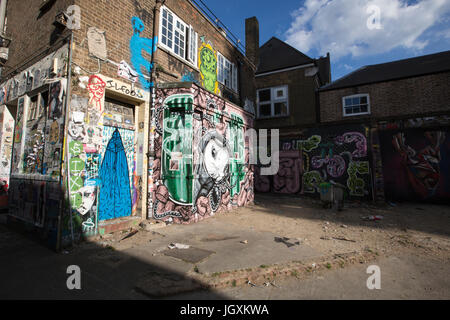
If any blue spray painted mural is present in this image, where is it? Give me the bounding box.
[129,16,158,90]
[98,128,132,220]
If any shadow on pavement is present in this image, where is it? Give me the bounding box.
[0,223,228,300]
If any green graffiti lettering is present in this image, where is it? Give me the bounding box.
[347,161,369,196]
[302,170,324,193]
[299,135,321,152]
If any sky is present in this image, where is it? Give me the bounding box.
[202,0,450,81]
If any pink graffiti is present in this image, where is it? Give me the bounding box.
[273,151,302,194]
[196,196,211,216]
[254,165,271,192]
[311,155,346,178]
[335,132,367,158]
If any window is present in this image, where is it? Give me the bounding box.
[218,53,238,92]
[342,94,370,116]
[257,86,289,118]
[160,6,198,65]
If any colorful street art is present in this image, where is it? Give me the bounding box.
[379,127,450,203]
[198,39,220,95]
[67,88,138,235]
[129,16,158,90]
[150,85,253,223]
[0,106,15,187]
[255,125,372,199]
[98,129,133,220]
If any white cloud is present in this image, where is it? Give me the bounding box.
[284,0,450,60]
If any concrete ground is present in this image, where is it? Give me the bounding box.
[0,193,449,299]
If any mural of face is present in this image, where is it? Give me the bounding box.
[87,27,107,61]
[68,121,85,141]
[203,135,229,181]
[199,45,217,93]
[87,75,106,110]
[77,186,96,215]
[132,16,145,35]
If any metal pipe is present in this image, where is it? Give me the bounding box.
[0,0,7,34]
[56,32,74,252]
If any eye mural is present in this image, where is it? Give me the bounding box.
[151,88,253,223]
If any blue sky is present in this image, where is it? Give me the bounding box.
[203,0,450,81]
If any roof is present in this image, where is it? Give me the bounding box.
[320,50,450,91]
[256,37,314,74]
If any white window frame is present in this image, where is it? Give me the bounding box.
[217,52,238,92]
[159,6,197,65]
[256,85,289,119]
[342,94,370,117]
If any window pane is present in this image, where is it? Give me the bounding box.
[344,107,352,115]
[360,105,368,113]
[259,89,271,102]
[260,104,271,117]
[352,97,359,105]
[360,96,367,104]
[276,89,284,98]
[345,98,352,106]
[352,106,361,114]
[274,102,288,116]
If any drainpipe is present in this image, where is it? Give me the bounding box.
[56,32,74,252]
[147,0,163,219]
[237,59,243,108]
[0,0,7,34]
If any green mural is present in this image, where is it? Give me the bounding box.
[162,94,194,204]
[302,170,324,193]
[230,113,245,197]
[299,135,321,152]
[198,41,219,95]
[347,161,369,196]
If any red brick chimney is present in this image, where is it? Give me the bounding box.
[245,17,259,67]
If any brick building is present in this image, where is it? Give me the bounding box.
[318,51,450,204]
[254,36,330,136]
[251,36,338,197]
[0,0,256,250]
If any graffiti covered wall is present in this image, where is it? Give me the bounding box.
[0,106,14,187]
[5,46,69,237]
[67,74,144,237]
[379,124,450,203]
[149,84,254,223]
[255,124,372,200]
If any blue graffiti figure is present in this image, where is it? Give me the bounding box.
[130,16,158,90]
[98,129,132,220]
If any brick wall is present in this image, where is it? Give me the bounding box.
[71,0,156,98]
[255,67,318,131]
[1,0,74,81]
[319,71,450,123]
[70,0,254,106]
[155,0,255,106]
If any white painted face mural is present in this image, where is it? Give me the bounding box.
[77,186,96,215]
[203,136,229,181]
